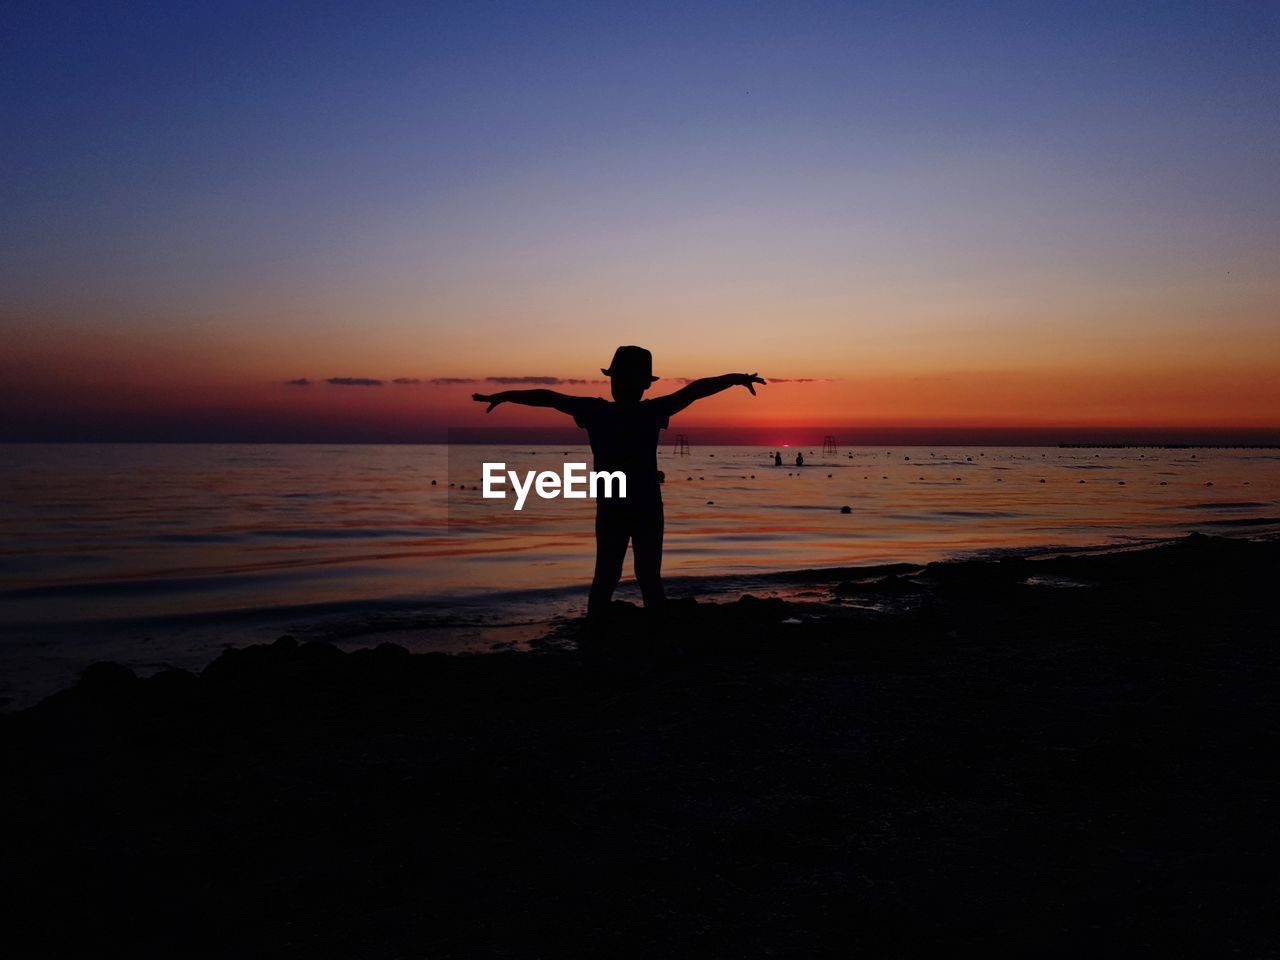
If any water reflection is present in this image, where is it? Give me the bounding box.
[1,442,1277,630]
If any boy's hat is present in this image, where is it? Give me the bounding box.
[602,345,659,382]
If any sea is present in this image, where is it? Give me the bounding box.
[3,442,1278,708]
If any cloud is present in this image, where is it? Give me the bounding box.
[665,376,830,385]
[484,375,591,385]
[292,373,827,390]
[427,376,589,386]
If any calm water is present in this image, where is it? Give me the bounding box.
[3,442,1278,706]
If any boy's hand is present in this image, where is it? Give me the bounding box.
[473,392,506,412]
[736,373,766,396]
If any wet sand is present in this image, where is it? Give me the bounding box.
[3,533,1278,957]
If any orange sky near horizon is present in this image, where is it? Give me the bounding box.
[5,308,1278,440]
[6,277,1280,435]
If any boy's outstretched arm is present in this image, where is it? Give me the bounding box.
[657,373,765,416]
[472,389,588,417]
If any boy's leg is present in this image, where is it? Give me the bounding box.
[587,507,630,622]
[631,501,666,611]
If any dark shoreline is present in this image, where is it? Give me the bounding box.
[4,533,1278,957]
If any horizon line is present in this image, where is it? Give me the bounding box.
[6,424,1280,448]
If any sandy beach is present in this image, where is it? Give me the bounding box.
[4,532,1277,957]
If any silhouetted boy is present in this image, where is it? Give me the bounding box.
[474,346,764,625]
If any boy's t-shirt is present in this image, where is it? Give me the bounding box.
[572,397,671,504]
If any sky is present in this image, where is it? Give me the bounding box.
[2,1,1278,443]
